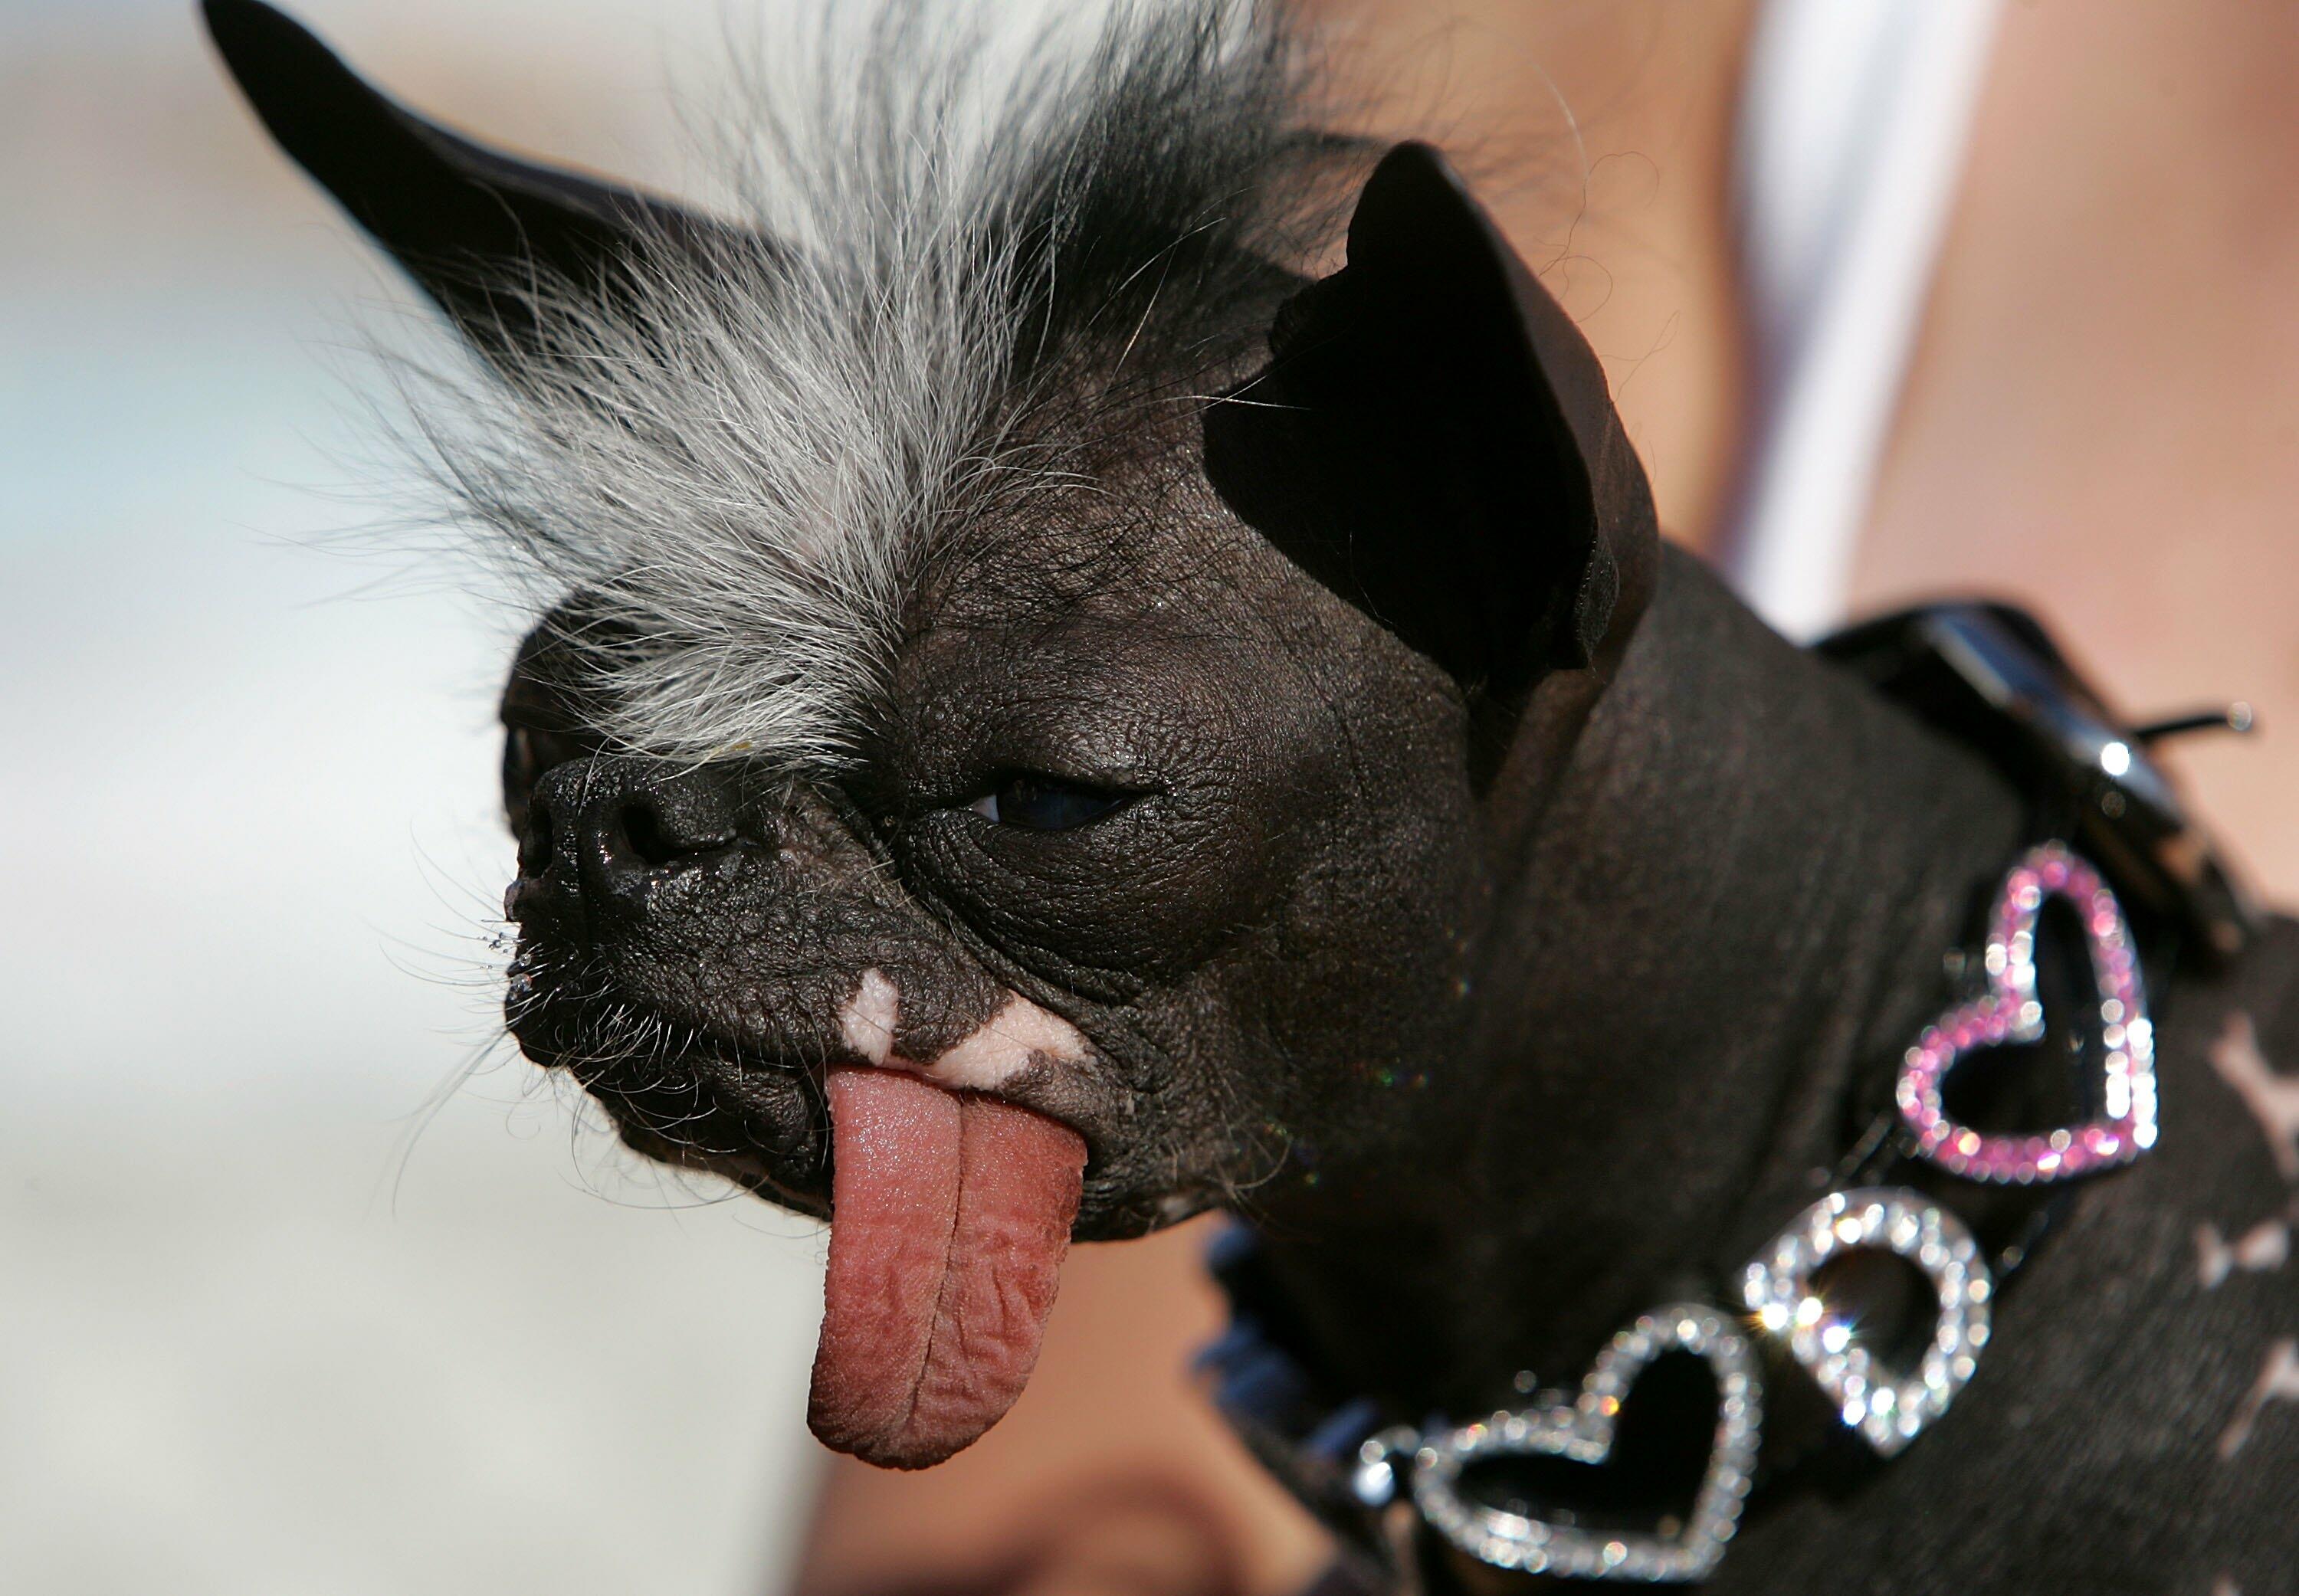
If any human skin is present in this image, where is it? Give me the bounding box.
[796,3,2299,1591]
[1853,0,2299,903]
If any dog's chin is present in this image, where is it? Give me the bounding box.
[509,975,1233,1467]
[504,989,832,1212]
[503,983,1202,1242]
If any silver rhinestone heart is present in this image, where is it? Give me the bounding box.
[1743,1188,1992,1457]
[1409,1304,1762,1581]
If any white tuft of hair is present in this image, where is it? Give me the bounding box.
[393,0,1352,770]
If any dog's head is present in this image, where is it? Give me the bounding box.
[208,0,1657,1467]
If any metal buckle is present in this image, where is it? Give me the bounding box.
[1816,602,2258,963]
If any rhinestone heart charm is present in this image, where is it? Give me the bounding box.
[1896,843,2156,1184]
[1409,1305,1762,1582]
[1743,1188,1992,1457]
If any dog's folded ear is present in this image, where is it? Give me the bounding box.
[201,0,737,358]
[1204,142,1658,736]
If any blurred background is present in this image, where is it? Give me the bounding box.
[7,1,2295,1593]
[3,4,835,1593]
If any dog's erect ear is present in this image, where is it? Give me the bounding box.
[202,0,733,354]
[1204,142,1658,725]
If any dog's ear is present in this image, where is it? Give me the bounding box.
[1205,143,1658,733]
[202,0,736,357]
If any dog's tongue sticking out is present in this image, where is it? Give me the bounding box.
[809,1064,1086,1469]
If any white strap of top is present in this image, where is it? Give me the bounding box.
[1724,0,2003,640]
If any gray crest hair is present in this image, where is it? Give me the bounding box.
[403,0,1356,769]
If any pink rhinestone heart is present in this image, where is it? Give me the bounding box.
[1896,844,2156,1184]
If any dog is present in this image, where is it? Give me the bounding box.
[205,0,2299,1587]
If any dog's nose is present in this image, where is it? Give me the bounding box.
[509,756,756,932]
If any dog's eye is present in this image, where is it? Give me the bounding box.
[968,771,1130,831]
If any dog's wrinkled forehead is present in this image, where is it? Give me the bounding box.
[500,433,1221,778]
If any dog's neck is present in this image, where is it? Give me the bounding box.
[1248,549,2029,1416]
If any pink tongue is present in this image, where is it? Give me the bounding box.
[809,1064,1087,1469]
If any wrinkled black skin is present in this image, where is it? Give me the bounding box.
[208,2,2299,1588]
